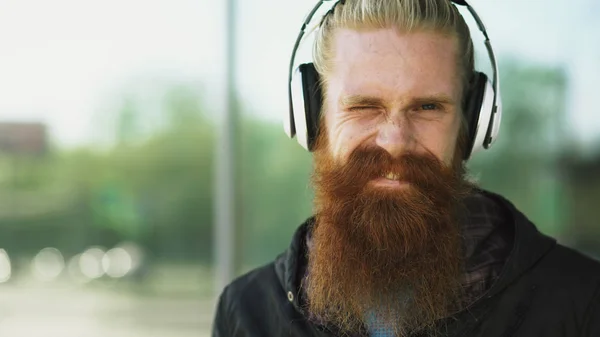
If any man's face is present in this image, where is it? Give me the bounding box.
[306,28,470,336]
[323,28,462,169]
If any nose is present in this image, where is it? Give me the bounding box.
[375,113,415,158]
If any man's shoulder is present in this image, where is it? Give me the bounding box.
[217,220,311,314]
[213,255,298,335]
[482,188,600,284]
[221,259,283,301]
[547,242,600,271]
[534,242,600,290]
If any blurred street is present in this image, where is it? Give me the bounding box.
[0,281,214,337]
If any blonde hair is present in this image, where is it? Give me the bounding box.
[313,0,475,103]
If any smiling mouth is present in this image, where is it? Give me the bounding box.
[370,172,410,188]
[382,172,400,180]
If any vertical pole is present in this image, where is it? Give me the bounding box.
[214,0,238,294]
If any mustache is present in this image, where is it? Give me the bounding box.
[314,145,461,198]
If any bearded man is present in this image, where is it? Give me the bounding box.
[212,0,600,336]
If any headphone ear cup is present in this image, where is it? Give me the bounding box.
[463,72,489,160]
[299,63,323,151]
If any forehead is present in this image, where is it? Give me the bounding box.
[329,28,460,99]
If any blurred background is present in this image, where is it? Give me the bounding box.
[0,0,598,336]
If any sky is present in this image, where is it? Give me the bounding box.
[0,0,598,149]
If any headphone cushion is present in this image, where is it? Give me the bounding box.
[464,71,489,158]
[299,63,323,151]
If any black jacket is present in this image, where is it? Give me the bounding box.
[212,191,600,336]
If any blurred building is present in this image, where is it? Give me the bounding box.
[0,122,48,156]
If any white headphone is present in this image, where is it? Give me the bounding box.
[285,0,502,160]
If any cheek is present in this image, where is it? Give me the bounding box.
[413,115,461,165]
[439,117,462,164]
[326,114,377,162]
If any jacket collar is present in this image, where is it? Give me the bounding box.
[274,216,313,314]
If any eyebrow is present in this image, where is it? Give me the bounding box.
[339,94,457,108]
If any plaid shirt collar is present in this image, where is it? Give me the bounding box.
[459,191,513,305]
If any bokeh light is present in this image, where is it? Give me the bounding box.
[78,247,106,279]
[32,247,65,281]
[102,247,132,278]
[0,249,11,283]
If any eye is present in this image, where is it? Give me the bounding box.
[346,106,384,116]
[420,103,438,111]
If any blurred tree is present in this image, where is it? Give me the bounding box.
[116,97,141,145]
[559,154,600,259]
[163,84,206,129]
[238,118,313,266]
[468,58,568,237]
[103,84,214,262]
[0,84,216,263]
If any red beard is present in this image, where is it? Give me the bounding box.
[306,132,471,336]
